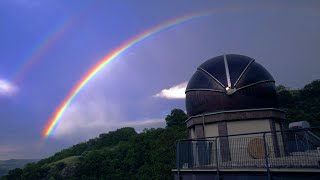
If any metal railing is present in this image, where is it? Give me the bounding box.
[176,127,320,172]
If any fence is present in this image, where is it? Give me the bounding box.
[176,128,320,171]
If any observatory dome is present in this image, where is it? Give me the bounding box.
[186,54,278,117]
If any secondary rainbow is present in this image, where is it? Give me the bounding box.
[43,11,216,137]
[12,2,96,84]
[13,20,73,84]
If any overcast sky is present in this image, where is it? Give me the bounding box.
[0,0,320,160]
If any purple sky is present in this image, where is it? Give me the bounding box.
[0,0,320,160]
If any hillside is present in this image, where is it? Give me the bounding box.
[2,80,320,180]
[1,109,188,180]
[0,159,37,177]
[277,80,320,126]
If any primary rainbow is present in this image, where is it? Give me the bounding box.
[43,11,217,137]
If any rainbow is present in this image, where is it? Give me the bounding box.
[13,20,73,84]
[42,10,225,137]
[12,2,96,84]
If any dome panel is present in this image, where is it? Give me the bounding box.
[199,56,227,87]
[186,70,225,91]
[226,54,253,86]
[235,62,274,88]
[185,54,278,117]
[186,91,227,116]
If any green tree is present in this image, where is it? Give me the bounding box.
[55,162,66,171]
[165,109,188,127]
[277,80,320,126]
[3,168,23,180]
[4,110,189,179]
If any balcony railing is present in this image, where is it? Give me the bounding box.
[176,128,320,171]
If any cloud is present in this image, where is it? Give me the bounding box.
[52,97,165,140]
[0,79,17,96]
[51,94,122,140]
[51,85,166,141]
[120,118,165,132]
[154,82,187,99]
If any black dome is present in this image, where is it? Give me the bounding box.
[186,54,278,117]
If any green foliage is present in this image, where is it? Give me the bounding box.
[3,111,187,180]
[20,163,50,180]
[4,168,22,180]
[49,156,80,167]
[37,127,137,166]
[165,109,188,127]
[278,80,320,126]
[0,159,37,178]
[74,126,187,180]
[55,162,66,171]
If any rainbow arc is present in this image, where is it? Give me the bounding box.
[43,9,239,137]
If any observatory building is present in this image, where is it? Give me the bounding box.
[185,54,283,141]
[173,54,320,180]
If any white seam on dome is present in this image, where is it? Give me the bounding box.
[224,54,232,88]
[185,89,225,93]
[197,67,226,88]
[233,59,255,87]
[185,108,283,122]
[234,80,275,92]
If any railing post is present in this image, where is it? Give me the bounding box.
[263,133,271,180]
[176,140,180,180]
[215,137,220,179]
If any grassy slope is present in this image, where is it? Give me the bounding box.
[48,156,80,167]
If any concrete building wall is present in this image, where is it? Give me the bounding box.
[227,119,271,135]
[225,134,274,161]
[224,120,271,161]
[204,123,219,138]
[189,117,203,139]
[275,122,281,131]
[226,120,285,161]
[274,122,286,156]
[190,126,195,139]
[186,110,286,162]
